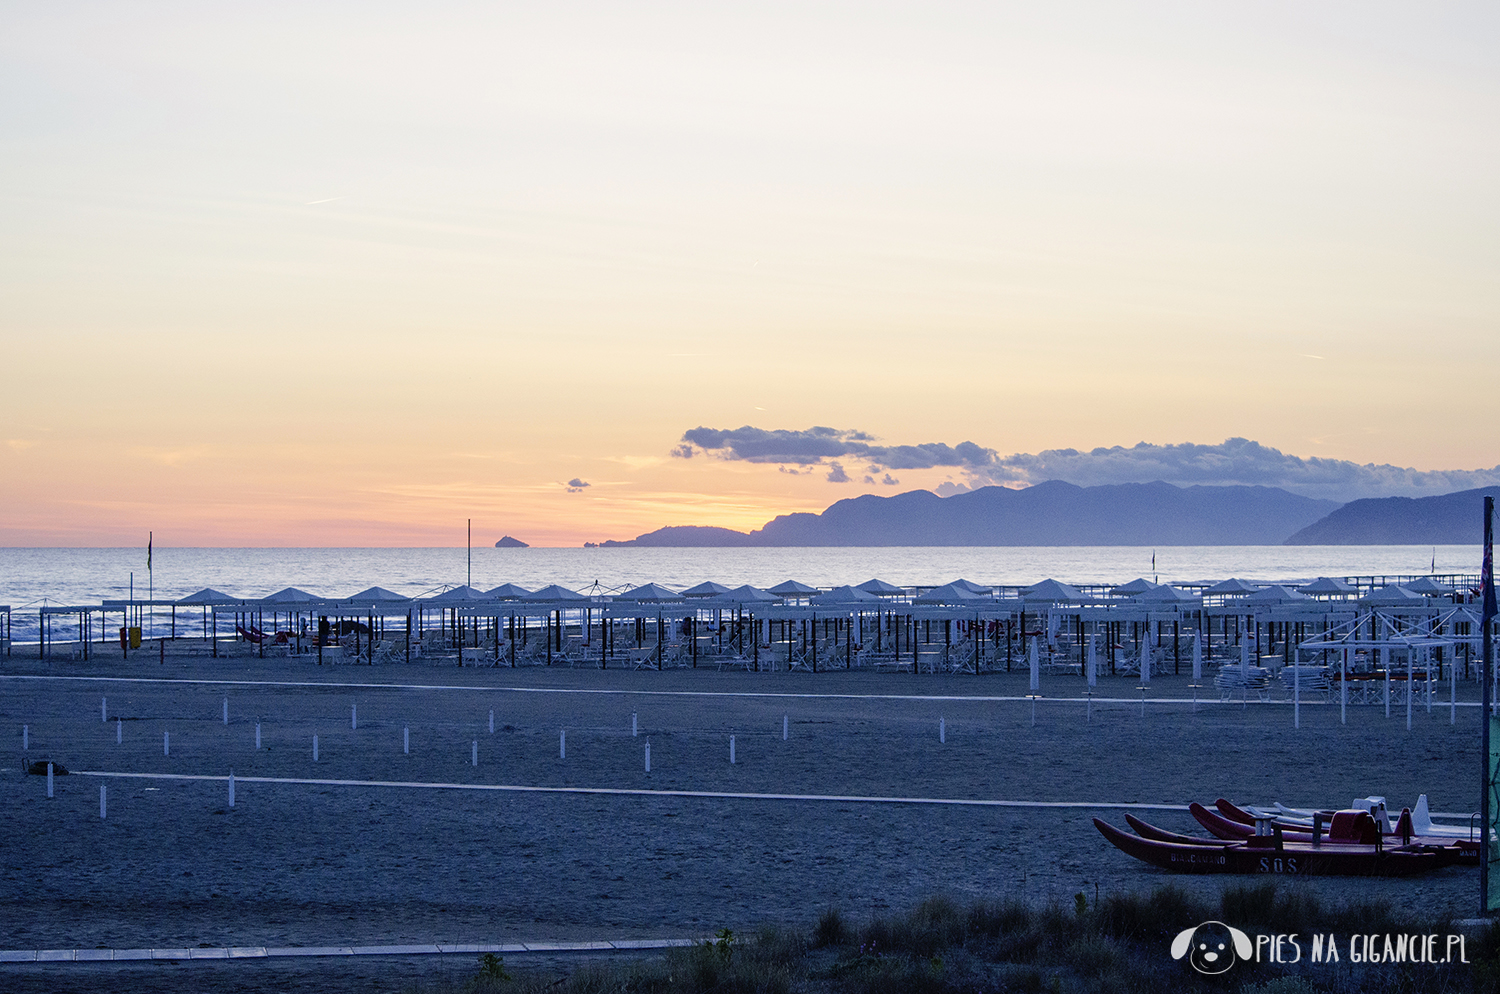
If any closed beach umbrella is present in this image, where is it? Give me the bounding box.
[1240,639,1250,679]
[1141,640,1151,683]
[1086,634,1097,687]
[1192,631,1202,681]
[1028,638,1040,691]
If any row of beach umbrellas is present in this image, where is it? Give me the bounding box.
[166,573,1461,612]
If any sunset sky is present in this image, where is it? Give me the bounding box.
[3,3,1497,547]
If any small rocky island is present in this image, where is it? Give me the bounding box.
[493,535,529,548]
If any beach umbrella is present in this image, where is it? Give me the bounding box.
[522,584,587,602]
[177,588,239,605]
[768,580,818,597]
[1298,577,1355,596]
[1192,631,1202,682]
[425,585,490,603]
[261,587,320,605]
[914,583,983,605]
[486,583,531,599]
[1359,586,1424,607]
[1242,584,1311,605]
[344,586,409,602]
[710,584,779,606]
[1134,584,1196,604]
[615,583,684,603]
[1111,578,1159,596]
[1086,634,1097,687]
[1140,641,1151,684]
[855,578,905,596]
[1028,638,1039,692]
[811,585,879,605]
[681,581,732,598]
[1206,578,1260,596]
[1240,639,1250,679]
[1022,579,1084,603]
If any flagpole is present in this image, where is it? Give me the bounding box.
[147,532,153,640]
[1481,496,1495,914]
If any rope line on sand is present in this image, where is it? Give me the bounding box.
[0,937,698,965]
[72,770,1192,811]
[9,673,1458,706]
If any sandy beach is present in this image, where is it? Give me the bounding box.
[0,646,1484,985]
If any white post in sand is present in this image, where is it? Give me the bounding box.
[730,735,736,764]
[1293,657,1300,729]
[1383,647,1391,717]
[560,729,566,759]
[1028,639,1039,692]
[645,738,651,772]
[46,762,53,798]
[164,730,170,756]
[100,783,106,818]
[351,704,357,730]
[472,741,478,766]
[228,772,235,808]
[783,715,788,741]
[255,723,261,749]
[116,718,122,744]
[939,717,945,744]
[1406,650,1413,731]
[404,725,409,755]
[489,710,494,734]
[102,697,107,723]
[1340,648,1347,725]
[1192,632,1202,682]
[223,698,229,725]
[632,712,638,737]
[313,734,319,761]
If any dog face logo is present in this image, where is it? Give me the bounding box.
[1171,920,1253,975]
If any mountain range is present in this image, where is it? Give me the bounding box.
[594,482,1500,547]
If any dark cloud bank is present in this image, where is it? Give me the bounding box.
[674,427,1500,504]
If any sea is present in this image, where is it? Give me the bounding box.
[0,544,1479,617]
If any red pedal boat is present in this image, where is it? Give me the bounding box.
[1095,808,1471,877]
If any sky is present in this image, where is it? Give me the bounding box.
[2,2,1497,547]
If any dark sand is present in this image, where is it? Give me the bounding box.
[0,647,1483,987]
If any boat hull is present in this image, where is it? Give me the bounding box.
[1094,819,1446,877]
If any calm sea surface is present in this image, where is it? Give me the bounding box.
[0,545,1480,611]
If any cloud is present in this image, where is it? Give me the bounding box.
[565,478,590,493]
[678,425,996,473]
[967,438,1500,502]
[675,425,1500,502]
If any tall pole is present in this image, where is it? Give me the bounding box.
[1482,496,1496,914]
[468,519,472,589]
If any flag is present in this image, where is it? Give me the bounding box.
[1484,498,1496,624]
[147,532,152,573]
